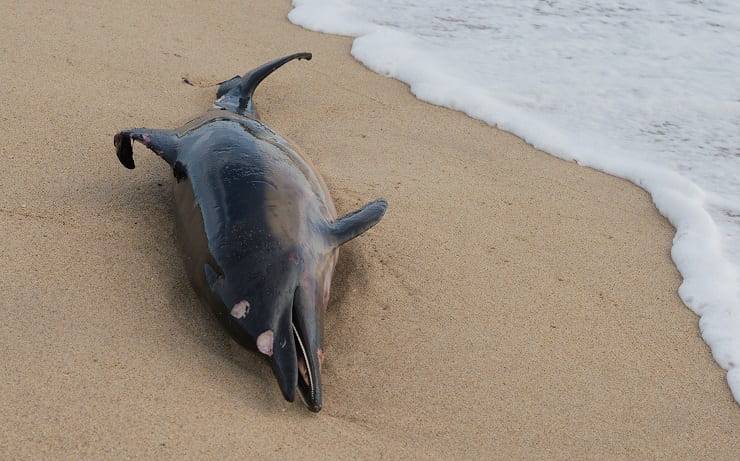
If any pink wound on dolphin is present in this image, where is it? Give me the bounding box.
[256,330,274,356]
[317,348,325,371]
[230,300,250,319]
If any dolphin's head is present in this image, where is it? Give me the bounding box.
[205,245,330,412]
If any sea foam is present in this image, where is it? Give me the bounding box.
[289,0,740,401]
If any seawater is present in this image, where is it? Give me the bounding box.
[289,0,740,401]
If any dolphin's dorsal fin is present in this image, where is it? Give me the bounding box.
[114,128,179,169]
[214,53,312,116]
[328,199,388,247]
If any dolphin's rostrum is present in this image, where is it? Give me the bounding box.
[114,53,387,412]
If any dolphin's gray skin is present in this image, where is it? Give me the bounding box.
[114,53,387,412]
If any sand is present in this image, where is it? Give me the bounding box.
[0,0,737,458]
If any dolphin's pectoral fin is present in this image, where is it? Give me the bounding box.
[204,263,221,290]
[328,198,388,247]
[204,262,230,298]
[114,128,179,169]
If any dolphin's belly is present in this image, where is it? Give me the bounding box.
[180,117,336,216]
[172,175,215,305]
[177,121,334,268]
[173,175,259,351]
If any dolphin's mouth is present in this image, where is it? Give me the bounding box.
[292,322,315,403]
[291,296,321,412]
[271,291,321,412]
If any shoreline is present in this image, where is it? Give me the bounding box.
[288,0,740,402]
[0,0,737,458]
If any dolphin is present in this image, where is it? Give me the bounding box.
[114,53,387,412]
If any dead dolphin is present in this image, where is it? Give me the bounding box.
[114,53,387,412]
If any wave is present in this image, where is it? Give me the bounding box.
[289,0,740,401]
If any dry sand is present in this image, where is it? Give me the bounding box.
[0,0,737,458]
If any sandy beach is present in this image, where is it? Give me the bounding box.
[0,0,737,458]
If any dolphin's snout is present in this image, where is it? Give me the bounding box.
[264,295,323,412]
[268,325,322,411]
[293,322,323,412]
[270,316,298,404]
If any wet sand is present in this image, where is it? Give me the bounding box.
[0,0,737,458]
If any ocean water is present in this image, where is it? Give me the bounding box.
[288,0,740,401]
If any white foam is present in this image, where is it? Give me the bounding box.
[289,0,740,401]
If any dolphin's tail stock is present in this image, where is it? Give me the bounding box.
[214,52,313,117]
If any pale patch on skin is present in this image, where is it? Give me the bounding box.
[322,275,332,310]
[317,348,325,371]
[256,330,274,356]
[230,300,250,319]
[298,358,309,384]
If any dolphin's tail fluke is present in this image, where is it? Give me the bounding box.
[214,52,312,116]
